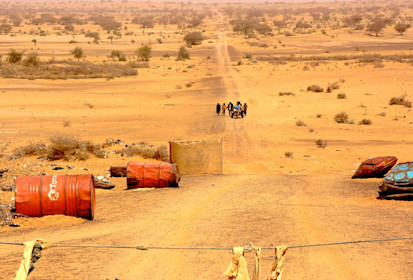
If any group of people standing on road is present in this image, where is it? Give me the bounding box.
[216,101,248,117]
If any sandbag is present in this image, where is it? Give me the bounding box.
[15,239,50,280]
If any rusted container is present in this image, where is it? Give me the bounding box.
[378,162,413,199]
[352,156,397,179]
[15,174,95,220]
[381,162,413,185]
[126,162,180,189]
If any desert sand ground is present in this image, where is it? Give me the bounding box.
[0,1,413,279]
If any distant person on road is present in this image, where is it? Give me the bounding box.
[228,101,233,114]
[216,103,221,115]
[243,103,248,116]
[222,103,226,116]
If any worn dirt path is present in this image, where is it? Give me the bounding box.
[0,15,412,280]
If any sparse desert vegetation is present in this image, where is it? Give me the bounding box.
[0,0,413,279]
[335,112,349,123]
[307,85,324,92]
[389,96,412,107]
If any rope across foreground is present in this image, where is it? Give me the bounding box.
[1,236,412,251]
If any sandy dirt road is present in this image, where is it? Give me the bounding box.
[0,17,412,280]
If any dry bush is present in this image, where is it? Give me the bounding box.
[0,203,13,226]
[46,136,105,161]
[373,60,384,68]
[389,96,412,108]
[8,49,24,64]
[128,61,149,69]
[257,54,413,65]
[13,136,105,161]
[116,143,168,161]
[326,82,340,92]
[296,120,307,126]
[395,23,411,35]
[315,139,327,148]
[84,103,94,109]
[358,54,382,64]
[334,112,349,123]
[337,93,346,99]
[279,92,295,96]
[23,53,40,67]
[1,61,138,79]
[110,50,126,61]
[183,32,205,46]
[358,119,372,125]
[12,142,47,159]
[284,152,293,158]
[307,85,324,92]
[177,46,190,61]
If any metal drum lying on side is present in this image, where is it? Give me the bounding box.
[379,162,413,199]
[381,162,413,185]
[15,174,95,220]
[126,162,180,189]
[352,156,397,179]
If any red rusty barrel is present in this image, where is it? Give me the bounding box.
[15,174,95,220]
[126,162,180,189]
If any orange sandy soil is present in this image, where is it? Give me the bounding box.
[0,2,413,279]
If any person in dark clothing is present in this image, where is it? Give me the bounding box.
[243,103,248,116]
[216,103,221,115]
[228,101,233,112]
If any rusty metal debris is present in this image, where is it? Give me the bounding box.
[379,162,413,200]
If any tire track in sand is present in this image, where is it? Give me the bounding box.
[214,17,254,165]
[213,13,357,279]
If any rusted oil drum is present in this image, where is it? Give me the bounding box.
[126,162,180,189]
[352,156,397,179]
[15,174,95,220]
[381,162,413,184]
[378,162,413,199]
